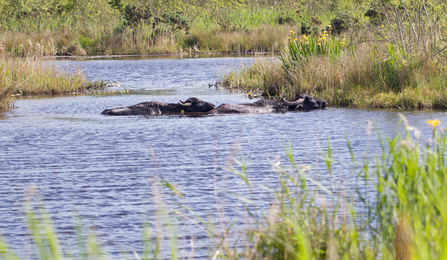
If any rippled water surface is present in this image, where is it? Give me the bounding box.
[1,56,447,258]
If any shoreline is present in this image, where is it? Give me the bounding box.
[38,51,279,60]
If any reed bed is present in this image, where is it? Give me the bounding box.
[1,116,447,259]
[224,43,447,109]
[184,25,293,53]
[0,0,363,56]
[0,25,295,56]
[0,55,105,109]
[223,30,447,109]
[221,0,447,109]
[0,0,444,60]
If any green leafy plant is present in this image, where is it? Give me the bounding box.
[371,44,412,93]
[280,30,352,74]
[154,11,190,33]
[330,14,355,34]
[123,4,152,27]
[107,0,123,11]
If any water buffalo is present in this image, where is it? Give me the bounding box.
[208,94,327,114]
[101,97,215,116]
[281,94,328,110]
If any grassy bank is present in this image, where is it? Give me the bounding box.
[222,41,447,109]
[221,1,447,109]
[0,56,105,109]
[1,117,446,259]
[0,1,445,60]
[0,0,371,56]
[2,24,294,56]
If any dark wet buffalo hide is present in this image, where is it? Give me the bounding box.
[209,94,327,114]
[101,97,215,116]
[282,94,328,110]
[100,95,327,116]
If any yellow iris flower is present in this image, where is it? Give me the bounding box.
[427,119,440,127]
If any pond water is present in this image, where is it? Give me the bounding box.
[1,55,446,258]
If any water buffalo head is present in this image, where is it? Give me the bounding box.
[178,97,215,112]
[281,94,328,110]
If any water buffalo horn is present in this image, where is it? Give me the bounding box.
[178,100,192,107]
[281,96,304,106]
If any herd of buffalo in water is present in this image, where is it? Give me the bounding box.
[101,94,327,116]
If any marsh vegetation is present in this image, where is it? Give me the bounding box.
[0,0,306,56]
[1,0,446,109]
[0,55,105,108]
[2,0,440,56]
[222,0,447,109]
[1,0,447,258]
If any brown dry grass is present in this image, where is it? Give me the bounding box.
[184,25,294,53]
[0,56,104,108]
[222,40,447,109]
[0,24,298,57]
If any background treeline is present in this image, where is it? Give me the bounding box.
[0,0,374,56]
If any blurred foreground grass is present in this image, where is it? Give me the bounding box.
[1,115,447,259]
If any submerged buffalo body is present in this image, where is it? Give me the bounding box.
[209,99,289,114]
[281,94,328,111]
[209,94,327,114]
[101,97,215,116]
[100,95,327,116]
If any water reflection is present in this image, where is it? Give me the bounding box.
[45,53,271,61]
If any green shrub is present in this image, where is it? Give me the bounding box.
[155,11,190,33]
[78,35,93,49]
[107,0,124,11]
[123,4,152,27]
[330,14,356,34]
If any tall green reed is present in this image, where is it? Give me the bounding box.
[206,114,447,259]
[280,29,353,77]
[365,116,447,259]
